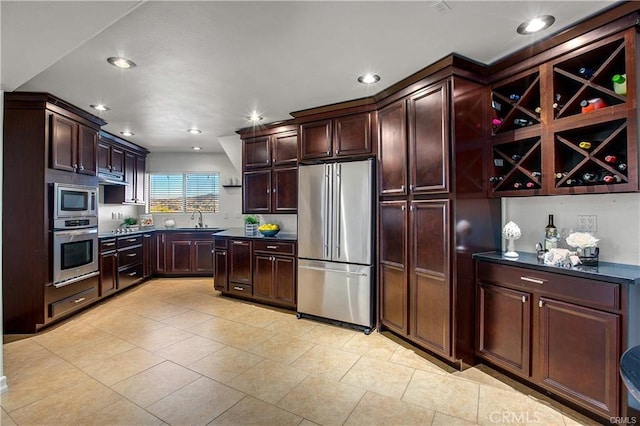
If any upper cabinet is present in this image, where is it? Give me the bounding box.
[239,122,298,214]
[50,111,99,176]
[97,137,125,179]
[378,80,450,196]
[297,110,376,162]
[101,131,149,205]
[488,27,639,197]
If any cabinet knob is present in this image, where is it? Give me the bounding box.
[409,184,414,191]
[266,160,270,164]
[538,300,544,308]
[109,165,113,170]
[326,151,330,155]
[79,165,84,171]
[272,188,276,193]
[400,185,405,192]
[521,296,527,303]
[266,188,270,194]
[335,150,339,155]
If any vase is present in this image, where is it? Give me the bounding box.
[245,223,258,236]
[504,237,519,258]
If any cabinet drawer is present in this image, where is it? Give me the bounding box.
[214,238,228,249]
[118,263,143,289]
[49,286,98,319]
[99,238,117,252]
[477,262,619,311]
[253,241,296,255]
[228,283,253,297]
[118,245,143,268]
[118,235,142,249]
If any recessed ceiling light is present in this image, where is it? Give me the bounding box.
[357,73,380,84]
[90,104,110,112]
[120,131,134,137]
[191,146,202,151]
[107,57,137,69]
[517,15,555,35]
[248,111,263,122]
[187,128,202,134]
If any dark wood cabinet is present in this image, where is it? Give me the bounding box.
[50,112,98,176]
[155,232,166,274]
[98,138,125,178]
[478,283,531,378]
[230,239,252,285]
[409,200,450,356]
[475,260,626,419]
[379,200,409,334]
[378,101,407,196]
[298,112,375,161]
[240,123,298,214]
[213,238,228,292]
[142,233,155,279]
[252,241,296,308]
[99,246,118,297]
[164,232,215,275]
[101,131,148,205]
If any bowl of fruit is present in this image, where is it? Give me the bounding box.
[258,223,280,237]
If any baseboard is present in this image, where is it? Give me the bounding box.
[0,375,7,394]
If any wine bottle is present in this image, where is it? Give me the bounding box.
[565,178,583,185]
[489,176,504,184]
[492,118,503,126]
[555,172,568,179]
[531,171,542,178]
[612,74,627,96]
[602,174,622,184]
[511,154,522,161]
[513,118,533,127]
[578,141,592,150]
[617,162,628,172]
[578,67,595,79]
[491,100,503,111]
[513,182,524,189]
[544,214,558,250]
[509,94,521,101]
[604,155,618,164]
[581,98,607,113]
[526,182,536,189]
[534,106,542,114]
[582,172,597,183]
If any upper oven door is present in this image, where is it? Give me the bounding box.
[53,228,99,286]
[54,183,97,218]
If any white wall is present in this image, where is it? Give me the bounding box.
[502,193,640,265]
[0,89,6,393]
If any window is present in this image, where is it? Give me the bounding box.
[148,173,220,213]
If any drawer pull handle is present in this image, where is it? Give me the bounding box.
[74,297,86,304]
[233,286,244,291]
[103,242,115,246]
[266,245,277,249]
[521,276,545,285]
[126,238,137,242]
[128,272,137,277]
[221,252,226,256]
[233,241,246,245]
[127,253,137,257]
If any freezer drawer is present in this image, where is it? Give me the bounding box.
[297,259,372,329]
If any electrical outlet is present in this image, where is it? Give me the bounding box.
[111,212,117,219]
[576,215,597,233]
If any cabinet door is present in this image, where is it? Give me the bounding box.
[134,155,146,203]
[272,131,298,166]
[299,120,332,160]
[50,113,78,172]
[124,151,137,203]
[97,140,111,174]
[193,241,214,273]
[272,167,298,213]
[155,233,166,273]
[334,112,372,157]
[168,240,192,273]
[77,125,98,176]
[538,297,620,418]
[274,256,296,306]
[379,200,409,334]
[243,171,271,213]
[214,250,228,291]
[253,254,274,300]
[142,233,154,278]
[99,251,118,296]
[408,81,449,194]
[110,146,125,176]
[244,136,271,169]
[378,101,407,195]
[230,240,252,284]
[478,283,531,378]
[409,200,450,356]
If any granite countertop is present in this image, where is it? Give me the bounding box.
[98,227,226,239]
[473,251,640,285]
[213,227,297,241]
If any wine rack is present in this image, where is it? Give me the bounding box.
[488,28,638,197]
[491,70,541,135]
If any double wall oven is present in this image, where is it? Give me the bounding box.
[52,183,99,287]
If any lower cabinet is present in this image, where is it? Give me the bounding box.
[163,232,215,276]
[45,274,99,321]
[99,250,118,297]
[253,248,296,308]
[213,237,228,291]
[142,232,154,278]
[476,260,623,420]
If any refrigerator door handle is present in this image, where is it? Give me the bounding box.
[298,264,368,277]
[334,163,341,259]
[324,164,331,259]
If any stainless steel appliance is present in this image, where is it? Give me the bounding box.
[297,159,374,333]
[53,183,97,220]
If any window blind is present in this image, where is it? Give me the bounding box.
[148,173,220,213]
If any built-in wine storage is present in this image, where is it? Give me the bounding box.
[488,27,638,196]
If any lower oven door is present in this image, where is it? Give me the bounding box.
[53,228,99,287]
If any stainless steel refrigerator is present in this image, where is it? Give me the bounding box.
[297,159,374,333]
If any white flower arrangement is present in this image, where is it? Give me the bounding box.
[565,232,599,249]
[502,221,522,239]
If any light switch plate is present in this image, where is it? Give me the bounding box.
[576,215,597,233]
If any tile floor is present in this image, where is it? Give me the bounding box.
[1,278,600,425]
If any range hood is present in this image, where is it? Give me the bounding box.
[98,173,127,186]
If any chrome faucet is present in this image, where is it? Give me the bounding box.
[190,209,203,228]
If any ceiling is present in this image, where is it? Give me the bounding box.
[2,1,618,154]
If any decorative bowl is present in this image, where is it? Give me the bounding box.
[259,229,280,237]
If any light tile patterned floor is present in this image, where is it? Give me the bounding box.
[1,278,600,425]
